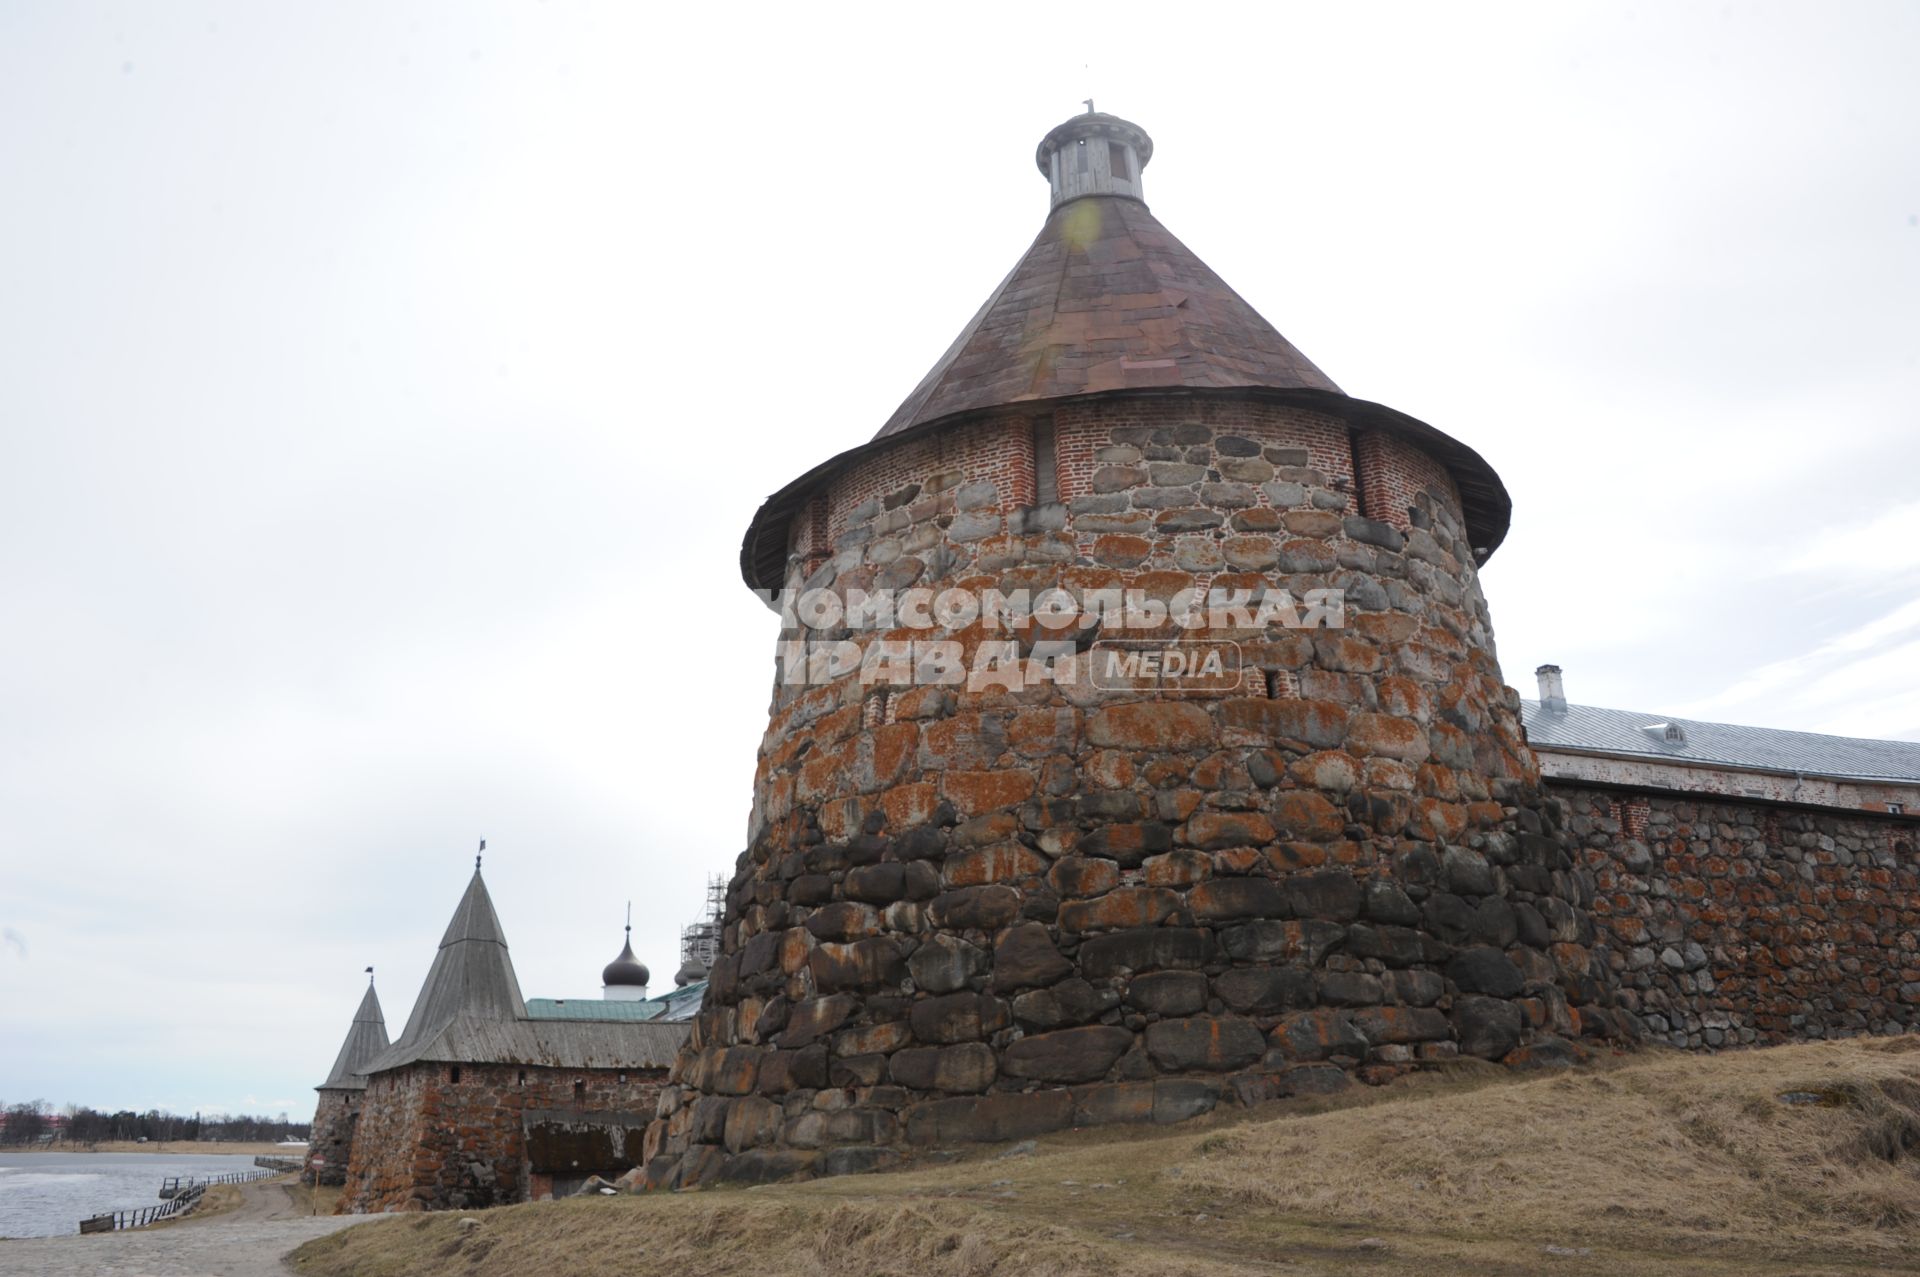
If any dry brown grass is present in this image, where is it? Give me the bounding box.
[296,1197,1266,1277]
[146,1181,245,1228]
[1174,1037,1920,1262]
[292,1038,1920,1277]
[287,1180,346,1217]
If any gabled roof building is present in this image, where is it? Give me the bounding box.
[1523,665,1920,814]
[336,868,689,1212]
[1517,666,1919,1049]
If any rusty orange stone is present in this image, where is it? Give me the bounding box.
[1057,887,1182,932]
[1272,791,1343,841]
[1086,702,1216,752]
[1346,712,1430,762]
[1092,534,1152,568]
[941,769,1036,815]
[879,782,938,828]
[1183,811,1276,851]
[943,843,1049,887]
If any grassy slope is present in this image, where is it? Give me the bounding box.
[291,1038,1920,1277]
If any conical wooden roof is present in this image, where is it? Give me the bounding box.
[877,195,1341,439]
[738,112,1512,591]
[365,869,527,1073]
[316,982,390,1092]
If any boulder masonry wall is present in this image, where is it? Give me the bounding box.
[1558,784,1920,1047]
[304,1090,360,1186]
[644,399,1637,1188]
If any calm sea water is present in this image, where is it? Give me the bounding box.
[0,1152,266,1238]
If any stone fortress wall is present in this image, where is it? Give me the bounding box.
[644,396,1638,1187]
[1556,784,1920,1047]
[304,1090,360,1187]
[344,1062,665,1212]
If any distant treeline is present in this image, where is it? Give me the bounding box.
[0,1099,310,1146]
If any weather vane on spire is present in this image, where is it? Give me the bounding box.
[476,838,486,871]
[1083,98,1094,114]
[366,965,374,985]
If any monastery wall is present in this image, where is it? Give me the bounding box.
[341,1062,665,1212]
[1554,783,1920,1047]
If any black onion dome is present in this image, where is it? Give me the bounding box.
[602,934,650,988]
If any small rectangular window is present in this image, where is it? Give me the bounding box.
[1892,802,1907,815]
[1032,416,1058,505]
[573,1080,586,1103]
[1108,141,1129,179]
[1347,430,1369,519]
[449,1066,460,1084]
[1074,139,1089,173]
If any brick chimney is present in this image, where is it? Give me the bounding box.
[1536,664,1567,713]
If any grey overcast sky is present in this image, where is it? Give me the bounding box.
[1,2,1915,1117]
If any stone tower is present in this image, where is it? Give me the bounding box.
[646,109,1629,1187]
[307,978,388,1186]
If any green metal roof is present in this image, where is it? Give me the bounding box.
[524,997,665,1022]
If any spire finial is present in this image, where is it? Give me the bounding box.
[625,900,632,935]
[1083,98,1094,114]
[476,837,485,871]
[366,965,374,985]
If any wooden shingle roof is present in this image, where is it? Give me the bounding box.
[365,869,527,1073]
[316,982,390,1092]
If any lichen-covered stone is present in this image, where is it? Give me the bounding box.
[1145,1016,1266,1071]
[654,403,1637,1186]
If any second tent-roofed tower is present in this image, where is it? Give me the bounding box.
[649,109,1626,1185]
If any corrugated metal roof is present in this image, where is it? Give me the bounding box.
[653,980,706,1023]
[316,983,389,1092]
[1522,699,1920,783]
[366,870,528,1074]
[370,1013,687,1070]
[525,998,663,1022]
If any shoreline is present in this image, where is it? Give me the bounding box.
[2,1141,306,1157]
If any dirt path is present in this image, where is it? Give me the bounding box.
[0,1179,384,1277]
[226,1179,310,1224]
